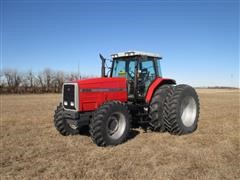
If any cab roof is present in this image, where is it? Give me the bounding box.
[111,51,161,59]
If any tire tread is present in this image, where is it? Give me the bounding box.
[89,101,131,146]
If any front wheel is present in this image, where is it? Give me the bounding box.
[164,84,200,135]
[89,101,131,146]
[53,103,79,136]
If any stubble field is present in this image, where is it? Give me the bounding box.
[1,89,239,179]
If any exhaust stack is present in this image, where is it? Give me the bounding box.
[99,53,106,77]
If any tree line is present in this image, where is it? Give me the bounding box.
[0,68,96,94]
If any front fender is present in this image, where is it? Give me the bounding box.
[145,77,176,103]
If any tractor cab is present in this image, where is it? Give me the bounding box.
[110,51,162,99]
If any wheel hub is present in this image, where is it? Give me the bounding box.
[107,112,126,140]
[180,96,197,127]
[108,118,119,135]
[69,123,78,130]
[66,119,78,130]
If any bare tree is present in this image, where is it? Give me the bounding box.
[36,72,45,93]
[43,68,53,93]
[13,71,22,93]
[4,69,14,90]
[52,71,65,93]
[27,70,34,93]
[68,72,79,81]
[21,72,29,93]
[0,70,6,93]
[4,69,22,93]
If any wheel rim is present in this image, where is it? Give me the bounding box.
[180,96,197,127]
[107,112,126,140]
[66,119,78,130]
[69,124,78,130]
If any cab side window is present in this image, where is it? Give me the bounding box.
[138,59,156,96]
[140,60,156,82]
[112,60,126,77]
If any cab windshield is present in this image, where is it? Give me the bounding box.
[111,58,136,80]
[111,57,161,78]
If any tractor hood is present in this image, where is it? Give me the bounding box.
[68,77,128,112]
[73,77,127,90]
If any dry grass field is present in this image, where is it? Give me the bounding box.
[1,89,239,179]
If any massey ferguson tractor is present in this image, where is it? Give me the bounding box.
[54,51,200,146]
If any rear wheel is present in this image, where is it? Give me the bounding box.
[149,85,173,132]
[89,101,131,146]
[164,84,200,135]
[54,103,79,136]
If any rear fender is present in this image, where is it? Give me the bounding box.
[145,77,176,103]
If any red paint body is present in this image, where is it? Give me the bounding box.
[75,77,175,112]
[145,77,176,103]
[75,77,127,112]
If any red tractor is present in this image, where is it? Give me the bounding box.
[54,51,200,146]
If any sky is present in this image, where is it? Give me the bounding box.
[1,0,239,87]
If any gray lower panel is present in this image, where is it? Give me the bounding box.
[64,110,92,128]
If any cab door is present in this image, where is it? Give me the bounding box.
[137,58,157,98]
[111,58,137,99]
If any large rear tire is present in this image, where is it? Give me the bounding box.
[164,84,200,135]
[54,103,79,136]
[149,85,173,132]
[89,101,131,146]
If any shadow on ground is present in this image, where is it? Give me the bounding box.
[78,126,140,141]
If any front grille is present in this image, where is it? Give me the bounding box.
[63,84,76,110]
